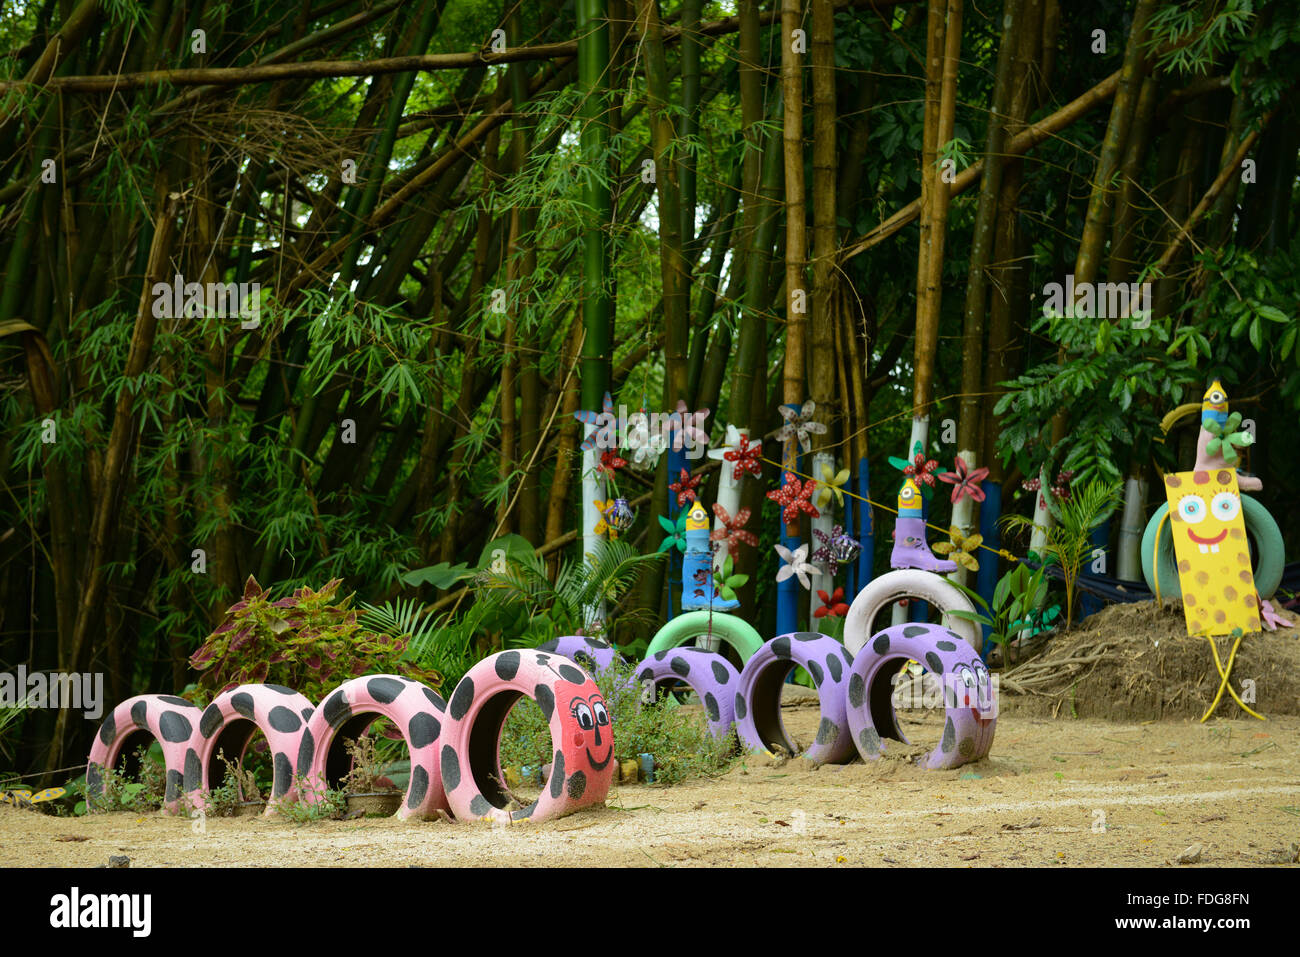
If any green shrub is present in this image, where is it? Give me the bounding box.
[498,657,736,786]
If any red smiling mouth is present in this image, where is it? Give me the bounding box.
[1187,528,1227,546]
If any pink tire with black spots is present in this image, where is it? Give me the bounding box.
[734,633,856,765]
[185,683,316,815]
[633,647,739,740]
[440,650,614,824]
[845,622,997,770]
[300,675,448,820]
[536,635,623,675]
[86,694,203,813]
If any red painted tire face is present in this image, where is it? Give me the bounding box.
[301,675,449,820]
[845,622,997,771]
[86,694,202,812]
[186,684,316,814]
[441,650,614,823]
[735,634,857,765]
[633,648,739,740]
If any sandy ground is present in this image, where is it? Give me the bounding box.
[4,692,1299,868]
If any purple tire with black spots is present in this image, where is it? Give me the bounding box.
[734,633,856,765]
[633,647,740,740]
[845,622,997,770]
[536,635,623,675]
[301,675,449,820]
[86,694,203,813]
[440,650,614,824]
[186,683,316,815]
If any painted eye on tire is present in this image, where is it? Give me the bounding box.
[572,702,594,730]
[1178,496,1206,524]
[1211,491,1240,521]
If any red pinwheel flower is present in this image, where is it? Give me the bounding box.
[598,448,626,477]
[766,472,820,529]
[936,455,990,504]
[724,435,763,480]
[814,587,850,618]
[710,504,757,549]
[669,468,701,506]
[904,453,941,488]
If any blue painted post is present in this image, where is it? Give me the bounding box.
[856,460,873,597]
[976,479,1002,654]
[665,444,687,620]
[776,448,798,636]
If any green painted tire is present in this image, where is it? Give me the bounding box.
[1141,495,1284,600]
[644,611,764,665]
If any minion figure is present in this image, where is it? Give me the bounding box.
[680,500,740,611]
[1163,468,1261,636]
[890,478,956,573]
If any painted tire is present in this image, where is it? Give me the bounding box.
[644,611,765,666]
[185,684,316,814]
[1141,495,1284,600]
[843,569,981,655]
[86,694,203,813]
[537,635,623,675]
[302,675,448,820]
[440,650,614,824]
[845,622,996,771]
[633,647,740,740]
[734,633,856,765]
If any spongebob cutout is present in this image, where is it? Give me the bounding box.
[1163,469,1261,636]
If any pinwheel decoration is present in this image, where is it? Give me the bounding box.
[710,504,757,549]
[669,400,711,451]
[812,525,858,576]
[766,472,820,528]
[669,467,701,506]
[713,555,750,602]
[932,525,983,572]
[656,511,689,553]
[598,448,627,478]
[592,499,614,538]
[936,455,989,504]
[708,426,764,481]
[629,418,668,470]
[888,441,947,490]
[777,399,828,453]
[814,462,850,509]
[573,391,616,453]
[774,543,822,590]
[814,587,850,619]
[1203,412,1254,465]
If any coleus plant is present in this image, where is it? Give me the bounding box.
[189,576,441,705]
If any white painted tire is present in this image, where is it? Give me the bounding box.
[843,569,980,655]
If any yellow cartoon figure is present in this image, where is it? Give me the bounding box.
[1163,469,1260,636]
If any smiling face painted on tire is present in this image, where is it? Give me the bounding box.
[566,691,613,771]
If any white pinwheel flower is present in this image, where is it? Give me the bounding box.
[707,423,747,461]
[774,543,821,590]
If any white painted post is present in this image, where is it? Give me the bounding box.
[947,448,979,589]
[893,416,929,627]
[810,451,835,623]
[581,424,606,627]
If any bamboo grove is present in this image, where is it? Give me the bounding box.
[2,0,1300,777]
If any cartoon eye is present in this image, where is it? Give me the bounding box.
[1208,389,1225,404]
[900,486,915,502]
[1210,491,1240,521]
[592,701,609,726]
[1177,496,1206,524]
[571,702,594,730]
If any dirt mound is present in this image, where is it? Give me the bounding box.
[1000,599,1300,722]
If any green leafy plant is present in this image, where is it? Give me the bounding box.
[952,563,1051,666]
[84,745,168,814]
[1001,478,1123,628]
[339,734,398,795]
[190,576,441,703]
[713,554,749,601]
